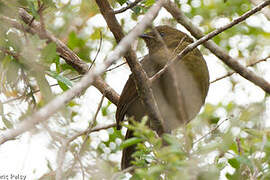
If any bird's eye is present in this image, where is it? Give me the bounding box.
[159,32,165,37]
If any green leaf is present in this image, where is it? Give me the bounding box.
[236,156,252,168]
[144,0,155,6]
[68,101,78,107]
[41,42,58,63]
[228,158,240,169]
[42,0,56,8]
[101,101,111,116]
[6,31,22,52]
[57,80,69,91]
[67,31,85,49]
[90,27,103,40]
[46,71,72,90]
[120,137,142,149]
[101,107,107,116]
[2,117,13,129]
[27,0,39,19]
[210,116,220,124]
[117,0,127,6]
[132,6,141,15]
[162,133,180,147]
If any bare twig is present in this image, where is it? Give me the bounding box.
[106,62,127,72]
[249,0,270,20]
[74,152,85,180]
[192,117,231,145]
[112,166,136,180]
[38,171,56,180]
[56,141,67,180]
[0,46,20,61]
[66,122,119,148]
[114,0,143,14]
[236,137,242,155]
[164,0,270,94]
[211,55,270,83]
[37,0,46,33]
[89,31,103,70]
[77,95,105,155]
[105,55,145,72]
[63,95,105,178]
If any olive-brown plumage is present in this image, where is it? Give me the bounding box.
[116,25,209,169]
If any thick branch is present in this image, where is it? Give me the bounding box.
[95,0,165,134]
[164,0,270,94]
[0,9,119,105]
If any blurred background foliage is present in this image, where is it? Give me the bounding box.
[0,0,270,179]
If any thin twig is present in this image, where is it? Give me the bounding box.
[112,166,136,180]
[211,55,270,83]
[27,2,46,28]
[78,95,105,154]
[89,31,103,70]
[67,122,117,144]
[106,62,126,72]
[63,94,105,178]
[37,0,46,33]
[236,137,242,155]
[105,55,145,72]
[56,141,67,180]
[74,152,85,180]
[192,117,231,145]
[249,0,270,20]
[114,0,143,14]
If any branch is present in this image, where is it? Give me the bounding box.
[164,0,270,94]
[211,55,270,83]
[192,116,231,145]
[56,140,67,180]
[68,122,118,144]
[0,10,120,106]
[0,2,169,145]
[249,0,270,20]
[55,94,104,180]
[95,0,165,134]
[89,31,103,70]
[114,0,143,14]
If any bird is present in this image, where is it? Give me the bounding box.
[116,25,210,169]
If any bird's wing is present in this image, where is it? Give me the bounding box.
[116,56,151,130]
[116,74,139,130]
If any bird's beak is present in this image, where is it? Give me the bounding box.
[139,34,154,39]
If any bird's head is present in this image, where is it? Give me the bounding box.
[140,25,194,54]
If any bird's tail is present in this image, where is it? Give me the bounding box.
[121,129,136,170]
